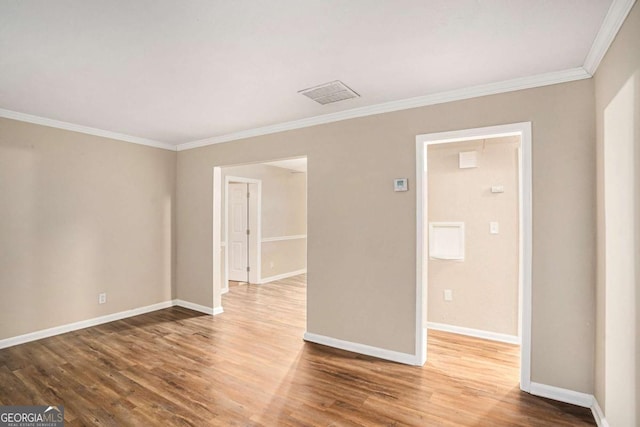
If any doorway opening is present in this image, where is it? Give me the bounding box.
[416,122,532,393]
[212,157,308,310]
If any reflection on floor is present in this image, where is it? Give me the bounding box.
[0,274,594,425]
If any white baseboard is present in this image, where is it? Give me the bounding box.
[173,299,213,315]
[427,322,520,345]
[591,398,609,427]
[529,382,594,408]
[0,300,174,350]
[172,299,223,315]
[0,299,225,350]
[303,332,419,365]
[259,268,307,284]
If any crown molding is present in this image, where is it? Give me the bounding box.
[2,2,632,152]
[583,0,636,75]
[177,67,590,151]
[0,108,176,151]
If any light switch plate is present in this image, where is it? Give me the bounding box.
[490,222,499,234]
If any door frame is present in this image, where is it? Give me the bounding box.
[415,122,532,392]
[223,175,262,292]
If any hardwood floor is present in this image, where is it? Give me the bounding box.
[228,280,247,288]
[0,274,595,426]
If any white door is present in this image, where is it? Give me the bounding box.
[228,183,248,281]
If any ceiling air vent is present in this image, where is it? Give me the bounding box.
[298,80,360,105]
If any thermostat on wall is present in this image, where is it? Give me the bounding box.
[394,178,408,192]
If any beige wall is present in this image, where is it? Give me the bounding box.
[9,10,638,402]
[221,163,307,281]
[427,136,519,336]
[261,239,306,279]
[594,2,640,425]
[0,118,176,340]
[177,78,596,393]
[222,163,306,238]
[0,59,599,396]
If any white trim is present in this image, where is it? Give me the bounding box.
[213,167,223,310]
[0,108,176,151]
[303,332,419,365]
[173,299,223,315]
[416,121,532,392]
[0,65,605,154]
[520,123,533,393]
[177,68,589,151]
[0,301,174,350]
[427,322,520,345]
[223,176,262,293]
[415,126,524,145]
[591,398,609,427]
[0,299,225,350]
[529,382,594,408]
[261,234,307,243]
[517,145,523,341]
[416,140,428,366]
[259,269,307,284]
[583,0,637,75]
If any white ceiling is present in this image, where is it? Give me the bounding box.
[0,1,620,147]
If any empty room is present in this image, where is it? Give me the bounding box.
[0,1,638,426]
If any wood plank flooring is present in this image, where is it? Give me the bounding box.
[0,275,595,426]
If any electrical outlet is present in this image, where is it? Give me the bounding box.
[444,289,453,301]
[98,293,107,304]
[270,261,274,269]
